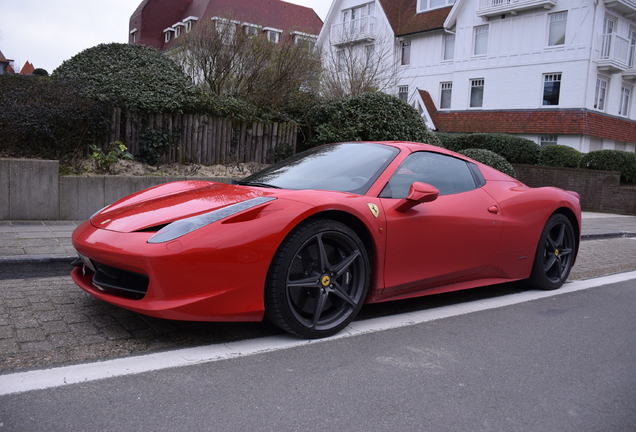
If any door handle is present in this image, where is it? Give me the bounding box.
[488,205,499,214]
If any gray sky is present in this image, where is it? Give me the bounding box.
[0,0,331,74]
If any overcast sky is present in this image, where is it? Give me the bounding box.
[0,0,331,74]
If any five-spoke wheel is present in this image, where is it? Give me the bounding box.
[265,219,370,339]
[528,213,576,290]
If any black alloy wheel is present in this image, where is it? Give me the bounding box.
[265,219,370,339]
[528,213,576,290]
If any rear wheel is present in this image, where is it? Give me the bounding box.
[265,219,370,339]
[528,213,576,290]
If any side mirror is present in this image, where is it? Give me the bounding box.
[393,182,439,212]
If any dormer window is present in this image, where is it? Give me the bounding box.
[183,16,198,33]
[163,28,174,42]
[243,23,262,37]
[291,31,317,48]
[264,27,282,43]
[418,0,454,12]
[212,17,239,42]
[173,23,185,38]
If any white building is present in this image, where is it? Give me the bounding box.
[318,0,636,152]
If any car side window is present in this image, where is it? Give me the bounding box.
[380,152,478,198]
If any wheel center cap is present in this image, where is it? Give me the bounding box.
[321,275,331,287]
[554,249,560,256]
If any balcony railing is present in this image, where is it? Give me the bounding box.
[477,0,557,17]
[330,16,376,45]
[603,0,636,16]
[598,33,634,72]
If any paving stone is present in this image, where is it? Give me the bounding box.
[40,320,70,334]
[38,310,63,322]
[24,246,68,255]
[20,340,54,352]
[0,247,25,256]
[12,225,48,232]
[16,328,46,343]
[20,238,61,247]
[48,333,78,348]
[0,325,14,339]
[17,232,56,239]
[69,323,101,337]
[89,314,118,327]
[30,301,57,312]
[117,316,151,331]
[77,334,107,345]
[0,338,19,355]
[6,298,29,308]
[61,312,89,324]
[102,326,132,340]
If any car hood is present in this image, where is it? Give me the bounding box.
[91,181,271,233]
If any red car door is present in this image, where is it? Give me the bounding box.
[378,151,503,296]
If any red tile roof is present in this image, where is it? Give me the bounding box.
[419,90,636,143]
[0,50,12,63]
[20,61,35,75]
[379,0,451,36]
[130,0,322,51]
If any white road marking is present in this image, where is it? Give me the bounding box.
[1,271,635,396]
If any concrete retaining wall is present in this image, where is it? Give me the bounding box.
[1,159,232,221]
[2,159,635,220]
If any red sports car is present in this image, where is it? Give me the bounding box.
[71,141,581,338]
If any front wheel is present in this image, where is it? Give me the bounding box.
[528,213,576,290]
[265,219,370,339]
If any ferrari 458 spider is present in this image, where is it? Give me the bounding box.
[71,141,581,338]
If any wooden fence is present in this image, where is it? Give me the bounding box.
[105,108,298,165]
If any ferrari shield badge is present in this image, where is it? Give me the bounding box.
[367,203,380,218]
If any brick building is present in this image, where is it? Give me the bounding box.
[129,0,323,52]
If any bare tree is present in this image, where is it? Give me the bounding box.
[320,26,401,98]
[173,17,321,111]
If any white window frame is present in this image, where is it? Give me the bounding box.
[473,25,489,56]
[440,82,452,109]
[401,40,411,66]
[183,16,198,33]
[365,44,375,67]
[264,27,282,43]
[547,12,567,46]
[470,79,484,108]
[594,76,609,111]
[342,3,377,32]
[542,73,562,106]
[417,0,455,12]
[540,134,559,146]
[398,85,409,102]
[443,33,455,61]
[243,23,262,37]
[130,28,138,43]
[619,85,631,117]
[163,28,173,43]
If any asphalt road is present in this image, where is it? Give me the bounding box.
[1,276,634,432]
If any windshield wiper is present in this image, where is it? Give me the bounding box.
[235,181,281,189]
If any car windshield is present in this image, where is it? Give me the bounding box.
[239,143,400,194]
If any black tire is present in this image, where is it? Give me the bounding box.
[528,213,576,290]
[265,219,370,339]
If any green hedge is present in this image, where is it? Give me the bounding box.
[458,148,516,178]
[307,92,441,147]
[0,75,111,160]
[581,150,636,184]
[451,133,541,165]
[539,145,583,168]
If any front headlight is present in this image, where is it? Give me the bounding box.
[147,197,276,244]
